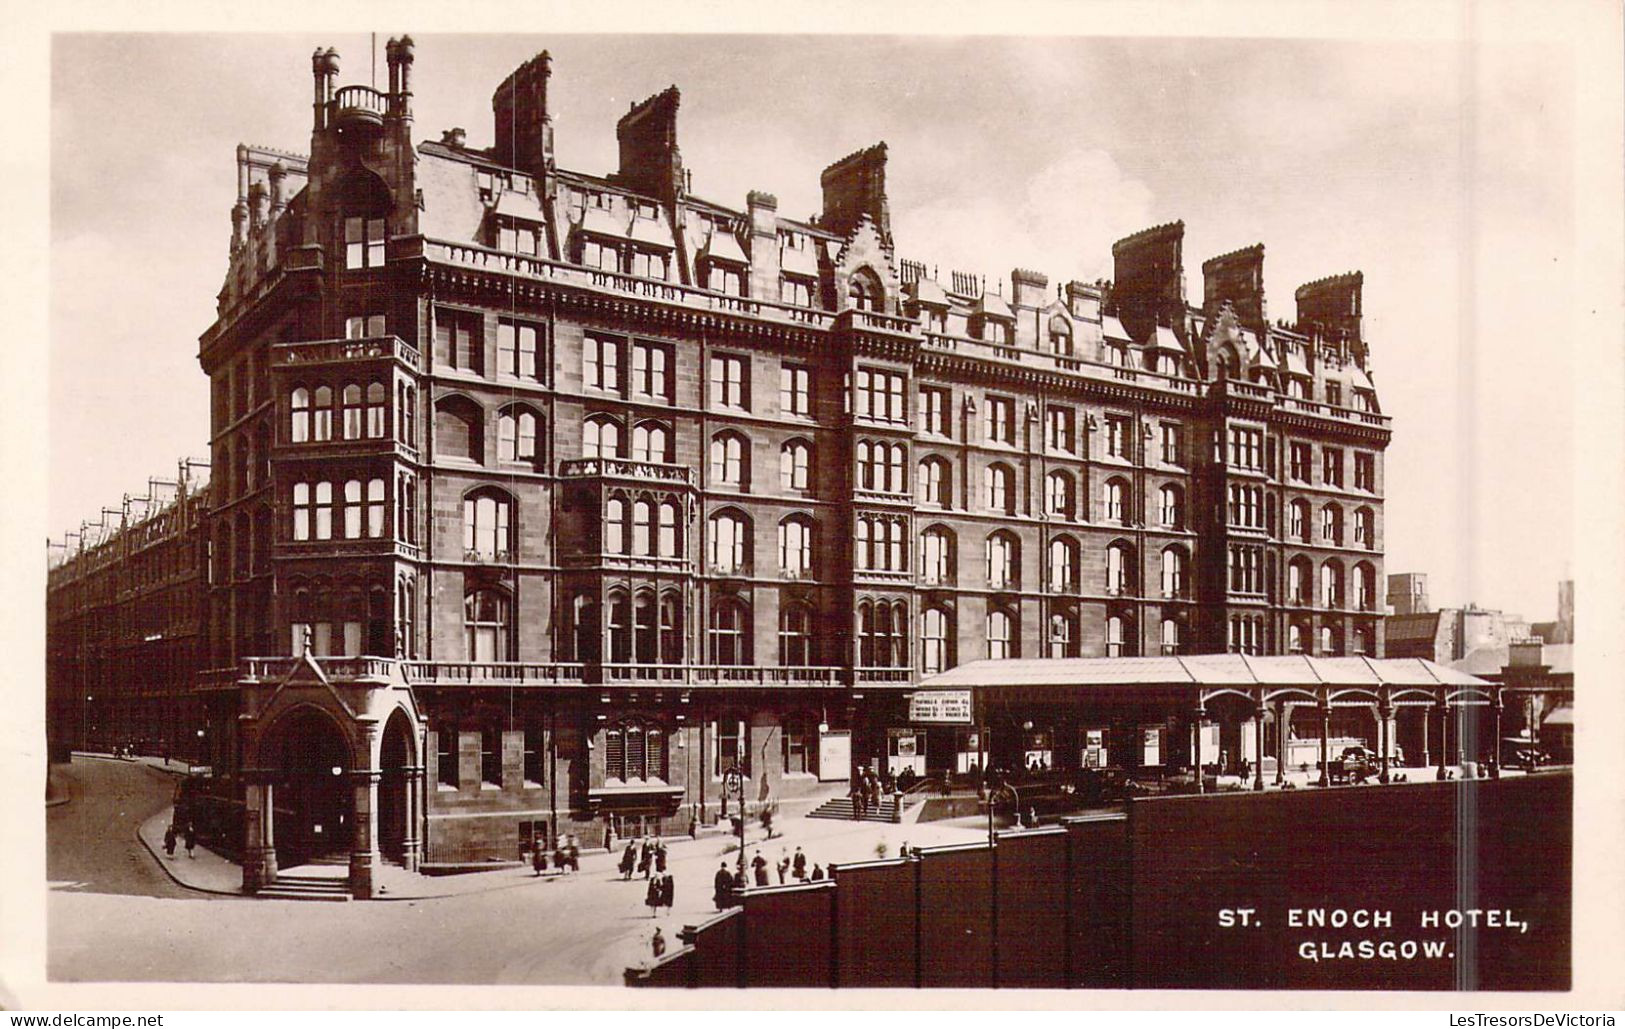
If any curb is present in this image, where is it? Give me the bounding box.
[134,808,241,898]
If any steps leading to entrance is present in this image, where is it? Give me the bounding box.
[256,873,352,902]
[805,797,901,824]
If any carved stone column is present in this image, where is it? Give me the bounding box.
[350,767,381,899]
[402,764,423,871]
[242,778,277,893]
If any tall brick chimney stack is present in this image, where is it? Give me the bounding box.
[1202,243,1267,333]
[493,51,555,184]
[819,142,890,239]
[1111,220,1186,344]
[615,86,684,203]
[1295,271,1363,343]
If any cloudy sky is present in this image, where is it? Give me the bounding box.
[49,28,1576,620]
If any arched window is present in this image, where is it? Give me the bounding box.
[463,488,513,561]
[987,608,1014,660]
[398,384,416,446]
[921,607,953,674]
[848,268,883,312]
[709,599,751,665]
[632,421,671,464]
[632,499,654,556]
[605,497,628,554]
[986,532,1018,590]
[1048,315,1073,356]
[1354,562,1375,610]
[583,416,622,459]
[290,387,311,443]
[342,384,364,440]
[1160,618,1181,656]
[1048,610,1079,658]
[498,407,541,467]
[1319,625,1340,656]
[605,718,667,783]
[367,478,385,538]
[1290,499,1311,542]
[313,386,334,441]
[1160,546,1187,597]
[779,515,814,578]
[1104,478,1129,525]
[314,481,334,540]
[464,589,511,663]
[1354,507,1375,549]
[779,603,814,667]
[917,457,949,506]
[710,431,748,488]
[1045,471,1075,519]
[606,592,632,663]
[888,444,906,493]
[1351,623,1373,656]
[1159,484,1184,529]
[1289,622,1307,653]
[659,593,683,664]
[1106,614,1127,657]
[1321,504,1343,545]
[1321,561,1343,608]
[1107,541,1133,595]
[658,501,680,558]
[435,395,482,463]
[985,463,1015,514]
[920,526,954,586]
[365,382,387,438]
[1288,558,1312,604]
[634,592,658,664]
[292,482,311,540]
[710,510,749,574]
[780,440,811,491]
[1049,536,1078,592]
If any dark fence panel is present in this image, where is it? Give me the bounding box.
[1068,814,1131,988]
[832,860,917,988]
[743,882,835,987]
[996,828,1070,987]
[683,908,743,988]
[918,845,994,987]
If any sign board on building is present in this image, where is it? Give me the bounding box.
[908,689,974,724]
[817,730,850,783]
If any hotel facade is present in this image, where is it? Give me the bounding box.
[46,39,1391,894]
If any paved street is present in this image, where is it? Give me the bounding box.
[48,756,986,985]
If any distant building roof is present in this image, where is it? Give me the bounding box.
[1384,613,1443,643]
[1543,705,1574,727]
[1453,646,1510,677]
[921,655,1485,689]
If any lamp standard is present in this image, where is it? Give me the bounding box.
[723,765,745,875]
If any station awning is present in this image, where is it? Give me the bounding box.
[921,655,1488,690]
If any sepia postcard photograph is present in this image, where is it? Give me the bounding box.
[4,0,1623,1014]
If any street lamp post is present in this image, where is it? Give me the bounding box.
[723,765,745,877]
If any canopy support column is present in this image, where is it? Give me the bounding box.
[1377,697,1392,784]
[1274,701,1288,785]
[1435,694,1449,781]
[1490,688,1503,779]
[1253,695,1266,792]
[1316,698,1331,787]
[1191,704,1206,794]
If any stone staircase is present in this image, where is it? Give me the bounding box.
[255,856,352,901]
[805,795,901,824]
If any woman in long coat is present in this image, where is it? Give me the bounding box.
[645,874,663,917]
[619,841,637,880]
[659,871,675,915]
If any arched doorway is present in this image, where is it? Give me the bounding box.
[378,708,415,864]
[263,707,352,867]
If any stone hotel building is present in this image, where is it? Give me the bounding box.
[46,39,1390,894]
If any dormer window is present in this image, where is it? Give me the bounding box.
[848,269,883,313]
[579,236,622,273]
[705,260,745,297]
[629,249,668,280]
[779,276,815,308]
[1326,381,1344,407]
[495,217,541,257]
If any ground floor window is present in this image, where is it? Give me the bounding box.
[606,719,666,782]
[713,717,749,776]
[436,725,458,788]
[783,713,816,775]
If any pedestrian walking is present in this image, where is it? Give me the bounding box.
[651,927,666,960]
[645,875,662,917]
[566,835,581,873]
[776,850,789,884]
[655,842,668,874]
[183,822,197,859]
[792,846,807,881]
[659,870,675,915]
[532,845,548,877]
[639,837,654,879]
[620,841,637,880]
[811,863,824,881]
[751,849,769,886]
[713,862,733,911]
[162,823,177,858]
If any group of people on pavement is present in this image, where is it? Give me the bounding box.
[531,835,581,877]
[849,766,886,819]
[714,844,832,909]
[619,836,668,881]
[162,820,197,859]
